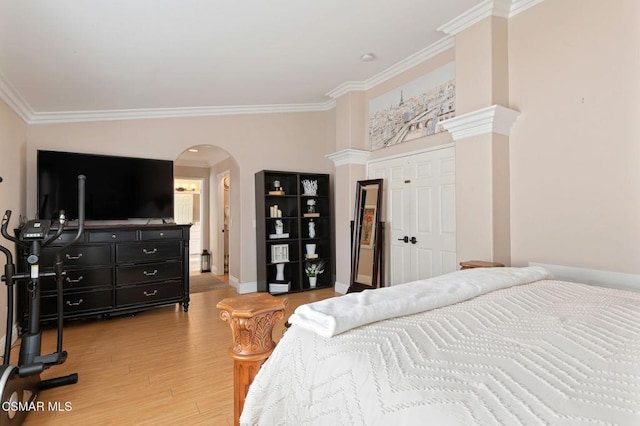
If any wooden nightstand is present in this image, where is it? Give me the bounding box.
[217,293,287,426]
[459,260,505,270]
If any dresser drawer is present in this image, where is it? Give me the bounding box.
[88,230,137,243]
[116,241,181,263]
[116,281,182,307]
[140,229,183,241]
[41,267,113,293]
[41,289,113,317]
[116,261,182,286]
[41,245,112,268]
[46,230,85,246]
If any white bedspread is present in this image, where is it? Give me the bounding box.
[241,274,640,425]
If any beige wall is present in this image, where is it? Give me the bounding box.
[0,99,27,342]
[25,110,335,284]
[508,0,640,274]
[452,15,511,266]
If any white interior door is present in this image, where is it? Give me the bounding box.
[387,162,413,285]
[174,193,194,224]
[369,146,456,285]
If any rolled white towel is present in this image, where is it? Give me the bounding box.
[288,266,552,337]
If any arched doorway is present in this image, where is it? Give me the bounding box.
[174,145,236,282]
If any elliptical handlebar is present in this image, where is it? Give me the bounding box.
[0,212,15,266]
[0,210,22,249]
[42,210,66,248]
[53,175,86,355]
[56,175,86,253]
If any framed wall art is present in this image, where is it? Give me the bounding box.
[369,61,456,151]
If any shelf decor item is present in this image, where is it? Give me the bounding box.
[306,199,315,213]
[308,220,316,238]
[305,243,318,259]
[303,198,319,218]
[269,205,282,218]
[271,244,289,263]
[275,220,284,235]
[301,179,318,196]
[305,260,326,288]
[275,263,285,281]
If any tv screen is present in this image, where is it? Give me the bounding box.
[38,150,174,221]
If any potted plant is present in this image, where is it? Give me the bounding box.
[304,260,325,288]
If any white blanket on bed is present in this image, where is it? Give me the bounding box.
[289,266,552,337]
[241,276,640,426]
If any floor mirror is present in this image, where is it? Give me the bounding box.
[349,178,384,293]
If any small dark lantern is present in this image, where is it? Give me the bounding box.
[201,249,212,273]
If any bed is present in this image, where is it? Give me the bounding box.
[240,267,640,425]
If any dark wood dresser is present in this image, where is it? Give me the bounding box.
[16,223,190,330]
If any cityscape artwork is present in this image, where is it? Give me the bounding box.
[369,62,455,150]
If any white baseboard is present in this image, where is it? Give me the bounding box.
[229,274,257,294]
[529,262,640,293]
[334,281,349,294]
[230,276,346,295]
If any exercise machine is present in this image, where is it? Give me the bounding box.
[0,175,85,425]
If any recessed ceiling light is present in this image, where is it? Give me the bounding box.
[360,53,376,62]
[188,149,198,152]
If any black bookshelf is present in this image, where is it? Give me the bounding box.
[255,171,334,294]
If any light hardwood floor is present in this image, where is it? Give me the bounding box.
[17,286,337,425]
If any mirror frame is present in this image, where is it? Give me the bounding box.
[349,178,384,292]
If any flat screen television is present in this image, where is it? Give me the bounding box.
[38,150,174,221]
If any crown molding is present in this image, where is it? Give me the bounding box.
[326,36,455,100]
[438,0,511,35]
[25,100,337,124]
[0,72,33,123]
[326,149,370,167]
[439,105,520,140]
[325,81,368,99]
[510,0,544,17]
[438,0,545,35]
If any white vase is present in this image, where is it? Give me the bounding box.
[308,221,316,238]
[305,244,316,255]
[308,276,317,288]
[275,263,285,281]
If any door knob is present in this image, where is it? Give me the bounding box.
[398,236,409,243]
[410,236,418,244]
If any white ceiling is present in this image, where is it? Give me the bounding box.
[0,0,485,122]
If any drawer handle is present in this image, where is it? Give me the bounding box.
[142,248,158,255]
[143,270,158,276]
[66,299,84,306]
[144,290,158,297]
[66,276,84,283]
[65,253,83,260]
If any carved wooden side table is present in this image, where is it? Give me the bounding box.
[217,293,287,425]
